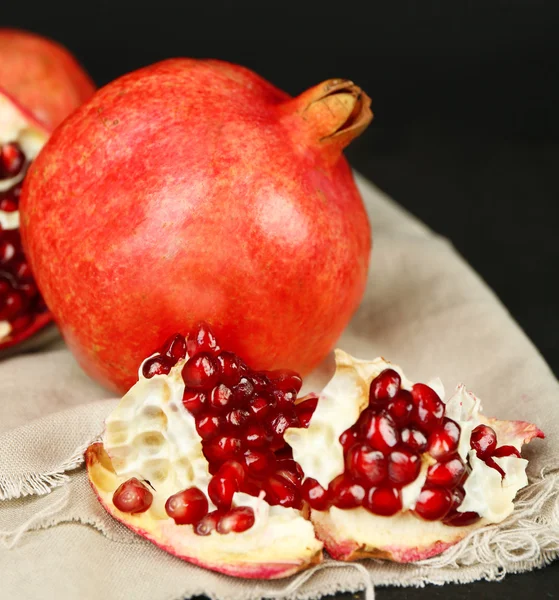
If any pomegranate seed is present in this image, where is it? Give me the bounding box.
[387,448,421,486]
[275,458,304,481]
[141,355,173,379]
[217,506,255,534]
[302,478,330,510]
[273,389,297,410]
[359,410,400,454]
[244,449,275,476]
[266,369,303,393]
[386,390,413,426]
[339,427,360,452]
[226,408,250,428]
[295,395,318,428]
[112,478,153,514]
[181,353,220,390]
[414,486,453,521]
[186,321,220,356]
[204,435,242,463]
[328,474,365,509]
[411,383,445,433]
[208,469,240,510]
[268,411,296,439]
[470,425,498,458]
[401,428,428,453]
[231,377,255,403]
[443,487,481,527]
[493,445,521,458]
[195,414,224,440]
[194,510,223,536]
[165,487,208,524]
[346,443,387,485]
[160,333,187,363]
[9,314,34,333]
[250,372,272,392]
[264,475,302,508]
[248,395,273,420]
[216,351,243,386]
[0,195,18,212]
[364,486,402,516]
[428,418,461,460]
[426,455,465,489]
[0,143,25,179]
[485,456,506,478]
[243,424,270,448]
[0,290,26,320]
[11,259,33,282]
[369,369,401,403]
[182,390,207,415]
[209,384,234,411]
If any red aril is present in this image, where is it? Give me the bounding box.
[182,390,207,415]
[386,390,413,426]
[426,456,465,489]
[411,384,444,433]
[243,424,270,448]
[216,351,243,386]
[485,456,506,478]
[194,510,223,536]
[160,333,187,363]
[217,507,255,534]
[328,474,365,509]
[387,448,421,486]
[165,487,209,524]
[226,409,250,428]
[359,411,400,454]
[364,486,402,516]
[204,435,242,463]
[427,418,461,460]
[21,60,372,392]
[141,354,174,379]
[267,370,303,393]
[182,354,220,390]
[112,478,153,514]
[401,428,428,453]
[244,449,274,476]
[195,414,224,441]
[186,321,220,357]
[208,461,244,509]
[414,486,452,521]
[443,487,481,527]
[339,427,360,452]
[346,443,387,485]
[369,369,401,403]
[470,425,498,458]
[493,445,521,458]
[264,475,302,509]
[209,384,234,411]
[302,478,330,511]
[295,395,318,428]
[248,396,273,421]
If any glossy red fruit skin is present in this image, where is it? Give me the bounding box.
[112,478,153,514]
[426,456,466,489]
[165,487,208,525]
[20,60,372,392]
[470,424,498,458]
[414,486,453,521]
[359,411,400,454]
[369,369,401,403]
[346,443,387,485]
[328,474,365,509]
[410,384,445,433]
[217,506,255,534]
[387,448,421,486]
[427,418,461,460]
[364,486,402,516]
[301,478,330,511]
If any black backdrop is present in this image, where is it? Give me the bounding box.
[2,0,558,597]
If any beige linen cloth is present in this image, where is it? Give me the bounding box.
[0,174,558,600]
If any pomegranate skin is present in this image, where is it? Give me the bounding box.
[0,29,95,130]
[21,59,372,392]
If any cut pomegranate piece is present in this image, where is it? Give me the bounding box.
[328,474,365,509]
[359,411,400,454]
[266,369,303,393]
[364,486,402,516]
[295,395,318,428]
[386,390,413,426]
[186,321,220,357]
[426,455,465,489]
[411,383,445,433]
[160,333,187,363]
[216,351,243,386]
[414,486,452,521]
[165,487,208,525]
[181,353,220,390]
[387,448,421,487]
[209,384,234,411]
[217,506,255,534]
[493,445,521,458]
[369,369,401,403]
[427,418,461,460]
[194,510,223,536]
[346,443,387,486]
[401,428,428,453]
[302,478,330,511]
[182,390,207,415]
[470,424,497,458]
[141,354,174,379]
[112,478,153,514]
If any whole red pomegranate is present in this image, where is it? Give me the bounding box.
[21,59,372,392]
[0,29,95,353]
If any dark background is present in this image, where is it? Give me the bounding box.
[2,0,558,597]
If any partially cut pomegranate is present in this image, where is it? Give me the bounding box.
[86,327,543,577]
[0,29,95,353]
[285,350,544,563]
[21,59,372,392]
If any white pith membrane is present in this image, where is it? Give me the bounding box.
[0,91,47,341]
[284,349,540,562]
[88,355,322,577]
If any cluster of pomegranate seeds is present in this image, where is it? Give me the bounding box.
[470,424,521,478]
[0,143,48,338]
[137,322,315,535]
